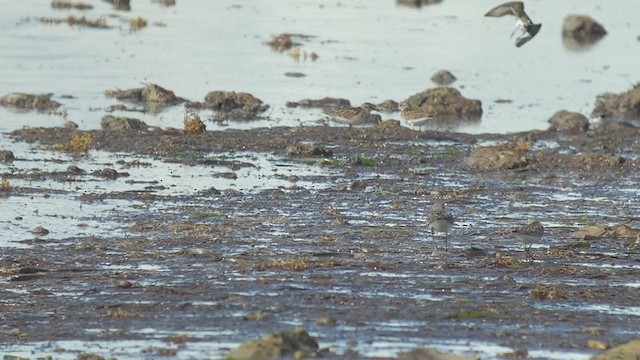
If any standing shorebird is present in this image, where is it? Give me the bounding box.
[485,2,542,47]
[399,102,433,125]
[323,103,379,128]
[512,219,544,259]
[427,200,454,251]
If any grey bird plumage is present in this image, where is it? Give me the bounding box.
[485,1,542,47]
[427,200,454,251]
[513,219,544,259]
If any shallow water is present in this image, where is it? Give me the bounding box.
[0,0,638,134]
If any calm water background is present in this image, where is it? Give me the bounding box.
[0,0,638,133]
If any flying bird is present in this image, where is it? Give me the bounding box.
[485,1,541,47]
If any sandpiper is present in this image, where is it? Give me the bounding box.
[323,103,379,128]
[399,102,433,125]
[485,1,541,47]
[427,200,454,251]
[512,219,544,259]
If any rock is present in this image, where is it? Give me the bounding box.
[183,114,206,134]
[185,91,268,120]
[430,70,457,85]
[0,150,15,163]
[286,97,351,109]
[563,15,607,41]
[226,327,319,360]
[403,87,482,118]
[0,93,61,111]
[572,153,625,170]
[376,99,399,112]
[63,120,79,129]
[591,83,640,121]
[67,165,86,175]
[548,110,589,132]
[316,316,337,326]
[105,83,181,107]
[398,348,479,360]
[286,144,333,157]
[378,119,401,129]
[591,339,640,360]
[31,226,50,236]
[92,168,128,180]
[571,224,607,240]
[101,115,147,130]
[397,0,443,8]
[465,145,528,172]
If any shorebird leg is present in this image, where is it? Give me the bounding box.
[525,245,534,261]
[430,230,439,251]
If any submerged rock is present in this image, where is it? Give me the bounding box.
[0,93,61,112]
[548,110,589,132]
[430,70,457,85]
[403,87,482,118]
[101,115,147,130]
[226,327,319,360]
[591,83,640,122]
[591,339,640,360]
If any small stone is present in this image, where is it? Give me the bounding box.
[31,226,50,236]
[0,150,15,163]
[430,70,457,85]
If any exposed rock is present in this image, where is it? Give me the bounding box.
[562,15,607,47]
[0,93,61,112]
[430,70,457,85]
[64,121,79,129]
[92,168,128,180]
[225,327,319,360]
[101,115,147,130]
[572,153,624,170]
[31,226,50,236]
[398,348,479,360]
[67,165,86,175]
[466,145,528,172]
[404,87,482,118]
[591,83,640,121]
[286,97,351,109]
[396,0,443,9]
[377,99,399,112]
[185,91,268,121]
[0,150,15,163]
[378,119,401,129]
[572,224,607,240]
[548,110,589,132]
[591,339,640,360]
[286,144,333,157]
[105,83,184,112]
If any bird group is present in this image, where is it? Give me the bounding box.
[427,200,544,260]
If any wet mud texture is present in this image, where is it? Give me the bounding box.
[3,124,640,358]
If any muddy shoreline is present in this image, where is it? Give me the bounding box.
[1,124,639,359]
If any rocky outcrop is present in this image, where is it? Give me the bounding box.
[226,328,319,360]
[548,110,589,132]
[591,83,640,121]
[403,87,482,118]
[105,83,183,108]
[101,115,147,130]
[592,339,640,360]
[466,144,528,172]
[0,93,61,112]
[186,91,269,120]
[286,97,351,109]
[430,70,457,85]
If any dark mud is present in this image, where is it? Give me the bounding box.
[2,124,640,359]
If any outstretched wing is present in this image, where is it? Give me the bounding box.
[484,1,523,17]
